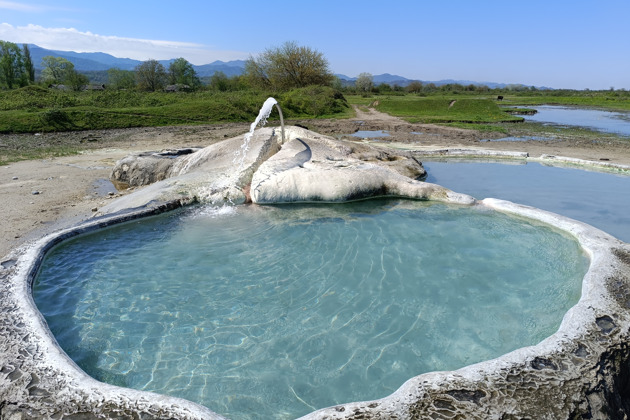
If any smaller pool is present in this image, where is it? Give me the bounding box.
[423,161,630,242]
[34,200,587,420]
[351,130,390,138]
[521,105,630,136]
[480,135,555,142]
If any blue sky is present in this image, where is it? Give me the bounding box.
[0,0,628,89]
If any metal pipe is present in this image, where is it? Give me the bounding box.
[275,103,285,144]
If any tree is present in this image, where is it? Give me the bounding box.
[135,59,167,92]
[41,55,88,90]
[107,68,136,89]
[376,83,392,93]
[244,41,333,90]
[406,81,423,93]
[355,72,373,93]
[41,56,75,84]
[168,57,200,89]
[22,44,34,83]
[208,71,229,91]
[66,70,89,91]
[0,41,26,89]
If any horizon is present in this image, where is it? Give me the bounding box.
[22,43,554,88]
[1,0,628,90]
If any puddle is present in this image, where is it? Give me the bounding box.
[481,136,555,142]
[91,178,118,196]
[1,259,17,269]
[351,130,391,139]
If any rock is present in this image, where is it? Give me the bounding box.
[104,126,472,214]
[31,191,40,195]
[12,176,18,180]
[250,130,471,205]
[101,128,282,214]
[109,147,204,189]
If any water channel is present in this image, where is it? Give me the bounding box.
[521,105,630,136]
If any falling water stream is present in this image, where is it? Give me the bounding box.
[233,97,285,170]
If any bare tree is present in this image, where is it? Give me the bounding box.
[244,41,333,90]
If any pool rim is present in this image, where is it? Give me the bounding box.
[1,190,629,419]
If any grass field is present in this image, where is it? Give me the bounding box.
[2,87,629,165]
[0,86,352,134]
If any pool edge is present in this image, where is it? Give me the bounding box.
[2,197,630,419]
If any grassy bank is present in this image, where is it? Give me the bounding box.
[498,95,630,111]
[379,97,522,123]
[0,85,350,164]
[0,86,351,134]
[3,87,630,165]
[346,95,522,130]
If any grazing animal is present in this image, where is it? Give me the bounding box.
[497,95,504,101]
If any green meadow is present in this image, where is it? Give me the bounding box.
[0,85,351,134]
[2,85,629,165]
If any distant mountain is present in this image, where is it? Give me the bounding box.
[335,73,543,90]
[194,60,247,77]
[28,44,246,77]
[29,44,138,71]
[336,73,411,85]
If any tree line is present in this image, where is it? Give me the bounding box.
[8,40,619,97]
[0,40,339,94]
[103,41,338,93]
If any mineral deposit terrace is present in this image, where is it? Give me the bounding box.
[1,126,630,419]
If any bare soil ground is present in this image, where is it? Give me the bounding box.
[2,108,630,257]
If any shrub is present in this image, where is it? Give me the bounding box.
[281,86,348,117]
[38,108,73,130]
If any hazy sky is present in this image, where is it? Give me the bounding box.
[0,0,628,89]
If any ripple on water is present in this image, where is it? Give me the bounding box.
[34,200,588,420]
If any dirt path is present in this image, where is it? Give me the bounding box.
[351,104,407,123]
[2,111,630,258]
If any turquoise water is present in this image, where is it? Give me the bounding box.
[423,161,630,242]
[33,200,587,420]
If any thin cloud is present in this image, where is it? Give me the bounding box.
[0,23,248,64]
[0,1,49,12]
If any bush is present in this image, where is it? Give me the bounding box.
[281,86,348,117]
[0,85,78,110]
[38,108,73,130]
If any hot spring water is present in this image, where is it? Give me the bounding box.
[33,200,587,420]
